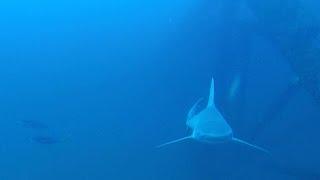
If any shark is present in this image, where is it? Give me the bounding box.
[157,78,269,154]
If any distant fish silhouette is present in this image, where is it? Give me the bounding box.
[157,78,269,154]
[19,120,48,129]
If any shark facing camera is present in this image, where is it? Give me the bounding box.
[157,78,269,154]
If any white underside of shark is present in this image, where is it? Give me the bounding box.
[157,78,269,154]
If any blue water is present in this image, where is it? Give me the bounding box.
[0,0,320,179]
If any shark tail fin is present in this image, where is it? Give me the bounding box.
[207,78,215,107]
[232,137,270,155]
[156,136,192,148]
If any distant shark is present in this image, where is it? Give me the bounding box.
[157,78,269,154]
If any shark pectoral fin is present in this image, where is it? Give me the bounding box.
[156,136,192,148]
[232,138,270,155]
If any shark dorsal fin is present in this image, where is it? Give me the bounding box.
[207,78,215,107]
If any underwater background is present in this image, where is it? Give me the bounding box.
[0,0,320,179]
